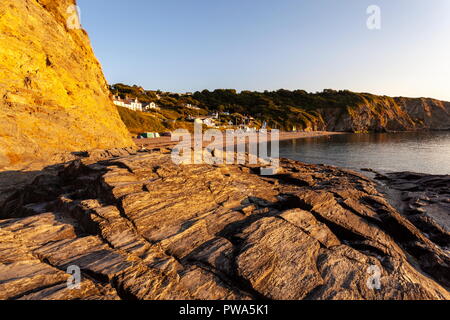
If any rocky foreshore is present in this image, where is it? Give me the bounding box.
[0,149,449,300]
[375,171,450,252]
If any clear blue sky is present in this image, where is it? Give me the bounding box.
[77,0,450,100]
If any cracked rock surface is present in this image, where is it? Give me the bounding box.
[376,171,450,254]
[0,152,449,300]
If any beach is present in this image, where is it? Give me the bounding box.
[134,131,346,150]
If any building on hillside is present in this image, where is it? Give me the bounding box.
[208,112,219,119]
[112,95,126,108]
[184,103,201,110]
[193,117,216,127]
[113,95,143,112]
[143,102,160,111]
[203,118,216,127]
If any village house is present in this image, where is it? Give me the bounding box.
[113,95,143,112]
[208,112,219,119]
[193,117,216,127]
[184,103,201,110]
[143,102,160,111]
[202,118,216,127]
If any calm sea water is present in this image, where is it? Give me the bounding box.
[279,131,450,175]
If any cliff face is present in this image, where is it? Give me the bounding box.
[317,97,450,133]
[395,97,450,131]
[0,0,133,168]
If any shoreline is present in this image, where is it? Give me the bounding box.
[134,131,347,150]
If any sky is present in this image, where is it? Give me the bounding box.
[77,0,450,101]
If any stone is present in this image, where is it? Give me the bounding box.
[376,171,450,250]
[280,209,341,248]
[0,0,133,169]
[0,153,449,300]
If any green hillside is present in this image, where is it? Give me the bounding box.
[112,84,444,133]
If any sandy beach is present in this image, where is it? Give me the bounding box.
[134,131,346,150]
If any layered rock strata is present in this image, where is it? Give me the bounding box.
[0,152,449,300]
[0,0,133,168]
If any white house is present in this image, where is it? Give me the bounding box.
[194,117,216,127]
[185,103,201,111]
[113,95,143,112]
[208,112,219,119]
[129,98,143,111]
[143,102,160,111]
[203,118,216,127]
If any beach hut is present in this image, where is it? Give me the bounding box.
[140,133,151,138]
[139,132,160,139]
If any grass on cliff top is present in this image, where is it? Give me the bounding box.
[114,84,420,132]
[116,106,194,134]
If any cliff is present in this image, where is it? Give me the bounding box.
[317,96,450,133]
[395,97,450,130]
[0,0,134,168]
[139,88,449,133]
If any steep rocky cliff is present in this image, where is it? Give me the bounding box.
[0,0,133,168]
[396,97,450,130]
[317,97,450,133]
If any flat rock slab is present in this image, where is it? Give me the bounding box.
[376,171,450,249]
[0,153,449,300]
